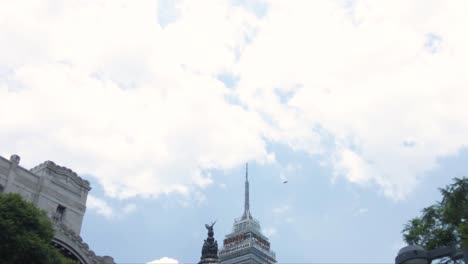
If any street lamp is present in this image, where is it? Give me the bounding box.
[395,243,467,264]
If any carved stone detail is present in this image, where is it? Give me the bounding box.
[199,221,220,264]
[54,222,114,264]
[30,161,91,190]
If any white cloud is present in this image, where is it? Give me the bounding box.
[272,205,290,215]
[263,227,277,237]
[147,257,179,264]
[333,148,372,185]
[87,195,113,218]
[356,208,369,215]
[87,196,139,218]
[235,0,468,200]
[272,205,294,227]
[279,162,300,182]
[122,203,138,214]
[1,0,467,202]
[0,0,272,200]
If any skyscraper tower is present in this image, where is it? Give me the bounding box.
[219,164,277,264]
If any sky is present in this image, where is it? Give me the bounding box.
[0,0,467,263]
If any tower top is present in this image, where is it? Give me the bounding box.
[219,162,277,263]
[242,163,251,220]
[246,163,248,181]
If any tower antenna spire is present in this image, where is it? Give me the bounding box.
[246,163,248,181]
[243,163,250,219]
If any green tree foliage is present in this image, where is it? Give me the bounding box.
[403,177,468,250]
[0,193,74,264]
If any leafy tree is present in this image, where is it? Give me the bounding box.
[402,177,468,250]
[0,193,74,264]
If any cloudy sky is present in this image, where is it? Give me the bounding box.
[1,0,467,262]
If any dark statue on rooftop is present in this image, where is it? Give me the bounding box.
[199,221,219,263]
[205,221,216,235]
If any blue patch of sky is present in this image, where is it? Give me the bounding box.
[216,72,239,89]
[223,93,243,107]
[342,0,356,10]
[229,28,259,62]
[235,27,259,62]
[273,83,305,105]
[245,142,384,262]
[342,0,355,15]
[157,0,180,28]
[230,0,269,19]
[312,123,336,152]
[243,28,259,45]
[218,73,247,110]
[262,143,468,263]
[258,111,276,128]
[233,45,247,62]
[81,175,201,263]
[339,132,365,154]
[424,33,443,54]
[80,140,468,263]
[274,87,296,105]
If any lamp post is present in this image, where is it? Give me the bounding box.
[395,243,467,264]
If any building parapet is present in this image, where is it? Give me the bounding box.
[30,161,91,191]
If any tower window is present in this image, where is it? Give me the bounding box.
[53,205,66,222]
[0,184,4,193]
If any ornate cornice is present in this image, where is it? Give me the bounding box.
[31,161,91,190]
[54,222,98,263]
[53,222,114,264]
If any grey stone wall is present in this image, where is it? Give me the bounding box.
[0,154,90,234]
[0,154,114,264]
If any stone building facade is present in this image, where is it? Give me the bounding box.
[0,154,114,264]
